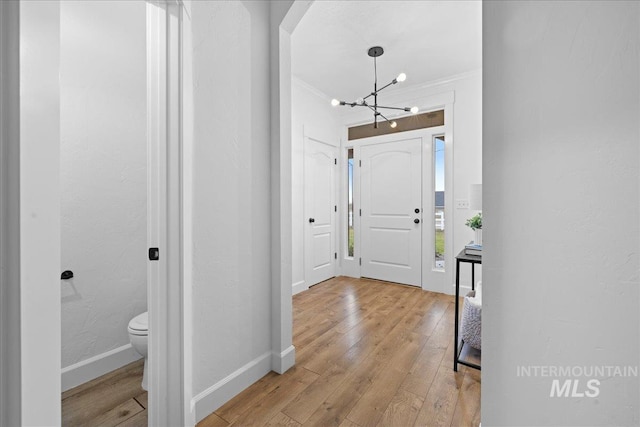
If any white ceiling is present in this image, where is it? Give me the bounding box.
[291,1,482,102]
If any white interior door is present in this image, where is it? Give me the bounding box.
[361,137,422,286]
[304,138,337,286]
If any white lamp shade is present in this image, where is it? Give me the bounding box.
[469,184,482,210]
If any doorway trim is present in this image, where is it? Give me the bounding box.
[339,94,455,293]
[2,1,62,424]
[0,1,187,425]
[146,1,189,425]
[271,0,314,375]
[0,1,21,424]
[420,126,454,294]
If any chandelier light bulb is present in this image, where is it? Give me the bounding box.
[410,106,419,114]
[390,121,398,128]
[396,73,407,82]
[331,99,340,107]
[356,98,364,105]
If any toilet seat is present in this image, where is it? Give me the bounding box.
[128,312,148,336]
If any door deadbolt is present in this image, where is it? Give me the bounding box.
[415,208,420,214]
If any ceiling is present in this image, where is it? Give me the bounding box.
[291,1,482,102]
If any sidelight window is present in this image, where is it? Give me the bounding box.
[347,148,354,257]
[434,136,445,269]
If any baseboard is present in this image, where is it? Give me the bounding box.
[61,343,142,392]
[452,283,473,296]
[271,345,295,374]
[292,280,308,295]
[192,351,272,423]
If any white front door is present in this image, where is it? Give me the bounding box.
[360,137,422,286]
[304,138,337,286]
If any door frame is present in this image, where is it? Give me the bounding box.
[340,101,454,293]
[420,127,453,294]
[303,136,338,288]
[0,1,188,425]
[0,1,21,424]
[5,2,62,424]
[147,1,189,425]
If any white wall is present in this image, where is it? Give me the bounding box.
[337,71,483,291]
[483,1,639,425]
[291,77,342,292]
[19,1,62,424]
[186,1,274,420]
[59,0,147,387]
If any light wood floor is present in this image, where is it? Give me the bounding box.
[199,276,481,427]
[62,359,147,427]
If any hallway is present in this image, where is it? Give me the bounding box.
[199,276,480,426]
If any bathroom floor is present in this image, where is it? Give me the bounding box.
[62,359,147,426]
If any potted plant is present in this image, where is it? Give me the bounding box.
[466,212,482,246]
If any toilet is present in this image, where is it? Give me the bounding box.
[128,311,148,390]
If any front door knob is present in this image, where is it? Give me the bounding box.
[414,218,420,224]
[309,218,315,223]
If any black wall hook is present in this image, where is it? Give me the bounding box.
[61,270,74,280]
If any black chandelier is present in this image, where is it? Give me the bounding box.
[331,46,418,129]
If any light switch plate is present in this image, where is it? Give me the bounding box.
[456,199,470,209]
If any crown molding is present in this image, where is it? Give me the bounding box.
[292,75,333,103]
[387,68,481,100]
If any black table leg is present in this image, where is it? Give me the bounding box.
[454,258,460,371]
[453,250,481,371]
[471,263,475,291]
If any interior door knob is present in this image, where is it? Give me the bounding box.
[309,218,315,223]
[414,218,420,224]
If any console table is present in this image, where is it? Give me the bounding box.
[454,249,481,371]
